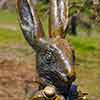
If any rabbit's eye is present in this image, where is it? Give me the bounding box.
[45,51,52,61]
[41,49,56,64]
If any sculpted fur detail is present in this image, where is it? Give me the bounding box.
[17,0,76,99]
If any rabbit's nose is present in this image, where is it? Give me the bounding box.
[67,69,76,82]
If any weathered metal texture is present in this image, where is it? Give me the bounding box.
[49,0,69,38]
[49,0,62,38]
[36,37,76,98]
[16,0,45,49]
[31,85,65,100]
[16,0,75,99]
[58,0,69,32]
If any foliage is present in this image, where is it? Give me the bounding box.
[35,1,48,17]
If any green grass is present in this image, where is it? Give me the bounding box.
[0,28,22,44]
[0,28,32,56]
[67,36,97,54]
[67,35,100,99]
[0,10,17,24]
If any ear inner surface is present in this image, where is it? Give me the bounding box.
[16,0,45,48]
[58,0,69,33]
[49,0,63,38]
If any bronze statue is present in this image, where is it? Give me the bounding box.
[30,85,65,100]
[16,0,88,100]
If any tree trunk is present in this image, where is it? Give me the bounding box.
[32,0,39,4]
[92,0,99,5]
[0,0,7,9]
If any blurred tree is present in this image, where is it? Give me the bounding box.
[39,0,49,4]
[92,0,99,5]
[0,0,7,9]
[70,14,77,35]
[91,0,100,22]
[0,0,16,11]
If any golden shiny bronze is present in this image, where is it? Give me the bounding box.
[16,0,45,45]
[43,85,56,99]
[16,0,76,99]
[49,0,69,38]
[49,0,62,38]
[31,85,65,100]
[60,0,69,32]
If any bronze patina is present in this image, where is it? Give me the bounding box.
[16,0,88,100]
[30,85,65,100]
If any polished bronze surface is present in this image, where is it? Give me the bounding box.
[59,0,69,32]
[49,0,69,38]
[16,0,45,49]
[16,0,76,99]
[31,85,65,100]
[43,85,56,99]
[49,0,62,38]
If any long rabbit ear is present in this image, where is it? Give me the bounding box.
[16,0,45,48]
[59,0,69,38]
[49,0,63,38]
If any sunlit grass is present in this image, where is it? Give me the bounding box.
[67,36,97,53]
[0,10,17,24]
[67,35,100,99]
[0,28,22,44]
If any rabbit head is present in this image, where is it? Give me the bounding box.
[16,0,76,97]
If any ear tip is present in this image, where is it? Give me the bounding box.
[16,0,20,9]
[16,0,32,12]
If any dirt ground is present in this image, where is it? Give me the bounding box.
[0,45,39,100]
[0,24,17,31]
